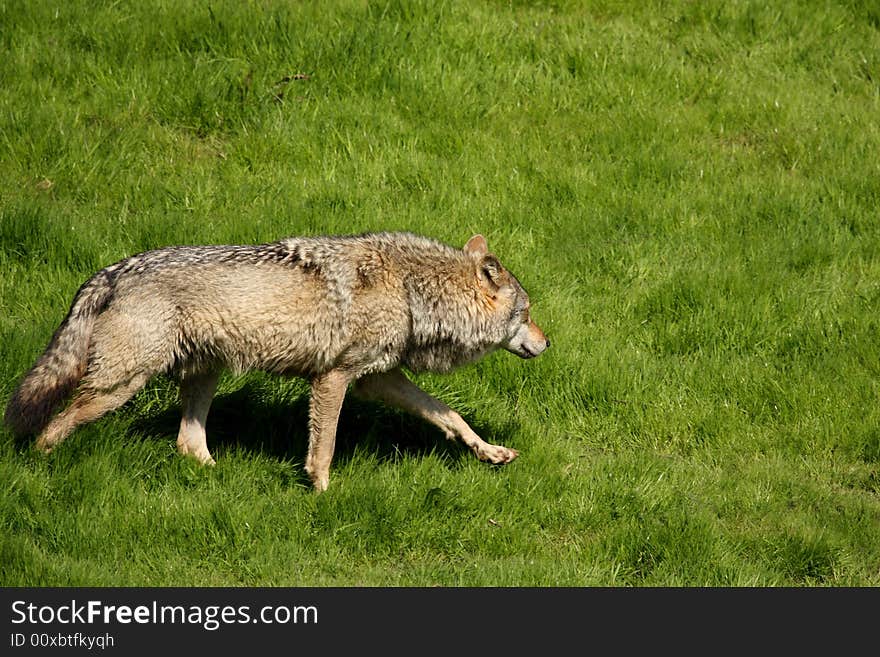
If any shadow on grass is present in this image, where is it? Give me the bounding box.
[130,380,520,486]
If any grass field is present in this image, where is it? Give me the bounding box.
[1,0,879,586]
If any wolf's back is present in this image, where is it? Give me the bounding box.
[4,269,116,436]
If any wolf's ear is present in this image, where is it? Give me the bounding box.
[464,234,489,258]
[479,254,506,289]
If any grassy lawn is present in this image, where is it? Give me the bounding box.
[1,0,878,586]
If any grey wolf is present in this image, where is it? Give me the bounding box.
[5,231,549,490]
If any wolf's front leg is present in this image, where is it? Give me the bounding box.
[354,368,518,464]
[305,369,352,492]
[177,370,220,465]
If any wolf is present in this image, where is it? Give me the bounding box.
[5,231,549,490]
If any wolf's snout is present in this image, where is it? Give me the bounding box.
[531,337,549,356]
[509,322,549,359]
[529,323,550,356]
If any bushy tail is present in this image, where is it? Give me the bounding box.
[5,270,116,436]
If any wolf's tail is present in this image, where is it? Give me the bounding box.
[5,268,117,436]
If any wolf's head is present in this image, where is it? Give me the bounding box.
[463,235,550,360]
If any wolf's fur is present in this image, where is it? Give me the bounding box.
[5,231,549,490]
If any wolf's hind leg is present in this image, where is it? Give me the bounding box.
[354,368,518,465]
[34,373,150,453]
[305,369,352,492]
[176,370,220,466]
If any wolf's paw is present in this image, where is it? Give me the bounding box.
[311,474,329,493]
[305,465,330,493]
[34,433,62,454]
[33,441,54,455]
[476,443,519,465]
[178,444,216,466]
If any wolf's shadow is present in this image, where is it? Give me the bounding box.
[131,381,518,486]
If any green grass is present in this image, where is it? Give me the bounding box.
[1,0,879,586]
